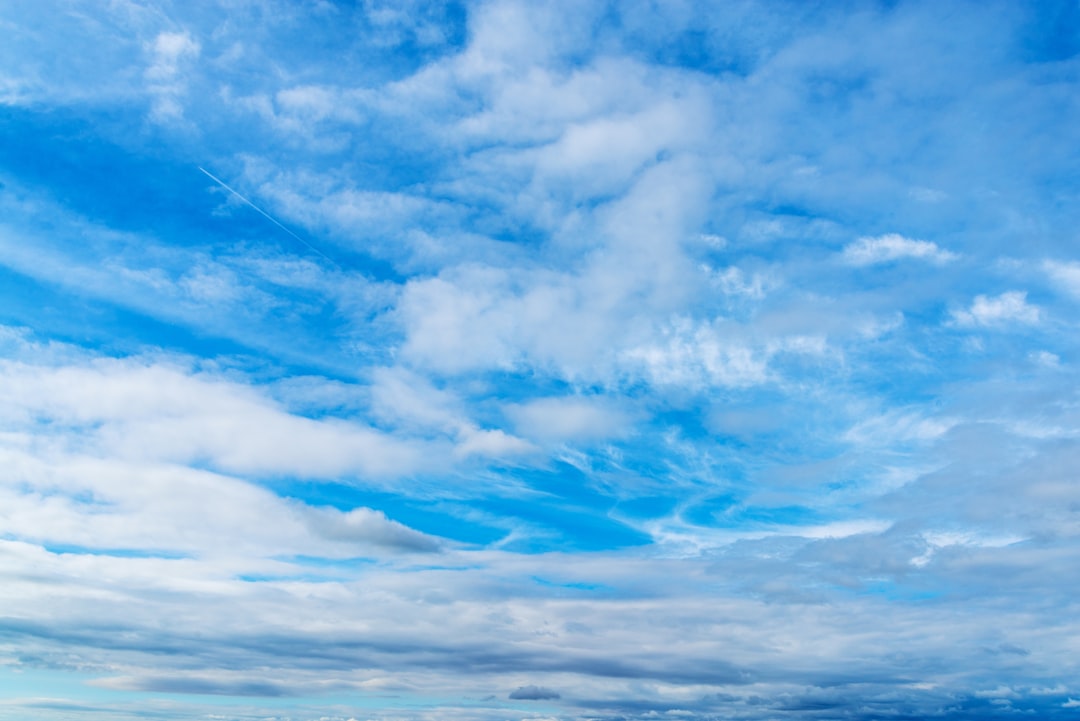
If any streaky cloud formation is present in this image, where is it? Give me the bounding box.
[510,685,562,701]
[1,1,1080,720]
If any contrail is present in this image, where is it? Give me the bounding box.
[198,166,335,264]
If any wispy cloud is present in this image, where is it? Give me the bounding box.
[509,685,561,700]
[145,30,200,122]
[1044,259,1080,298]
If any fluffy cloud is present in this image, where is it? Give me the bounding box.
[0,356,432,479]
[952,291,1041,327]
[842,233,958,266]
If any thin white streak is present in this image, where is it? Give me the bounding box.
[198,167,335,264]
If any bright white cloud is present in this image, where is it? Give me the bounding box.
[842,233,958,266]
[453,426,536,459]
[623,320,769,389]
[0,356,434,480]
[952,291,1040,327]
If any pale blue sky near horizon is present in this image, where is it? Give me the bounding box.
[1,1,1080,719]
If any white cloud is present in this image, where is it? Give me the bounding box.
[146,31,200,80]
[622,319,769,389]
[455,0,599,78]
[506,396,635,443]
[844,410,955,447]
[397,268,523,374]
[144,30,200,121]
[706,265,774,300]
[952,291,1040,327]
[0,356,435,480]
[1043,259,1080,298]
[1030,350,1060,367]
[229,85,367,149]
[369,366,468,434]
[453,427,536,459]
[842,233,957,266]
[367,367,534,459]
[525,95,712,200]
[0,448,304,557]
[302,506,441,552]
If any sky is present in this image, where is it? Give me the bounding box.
[1,1,1080,719]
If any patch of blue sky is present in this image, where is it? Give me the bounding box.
[1018,0,1080,62]
[850,579,943,603]
[613,495,680,521]
[40,544,190,560]
[0,265,259,361]
[0,667,412,713]
[0,110,406,286]
[236,572,343,584]
[0,668,121,706]
[529,575,607,593]
[275,554,378,569]
[0,108,220,240]
[474,495,651,552]
[271,480,507,546]
[705,503,822,530]
[0,235,395,382]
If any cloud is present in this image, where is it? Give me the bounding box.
[0,356,434,480]
[368,366,535,459]
[1044,260,1080,298]
[509,685,561,700]
[301,506,442,552]
[706,265,775,300]
[144,30,200,121]
[842,234,958,266]
[453,427,536,459]
[951,291,1040,327]
[505,396,634,443]
[622,319,769,389]
[94,675,291,697]
[146,32,200,80]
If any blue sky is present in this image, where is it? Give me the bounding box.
[1,1,1080,719]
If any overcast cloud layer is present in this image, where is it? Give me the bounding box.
[2,1,1080,720]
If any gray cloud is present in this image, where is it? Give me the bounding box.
[509,684,560,700]
[98,675,291,697]
[301,505,442,552]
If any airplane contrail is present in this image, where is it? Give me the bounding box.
[198,166,335,264]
